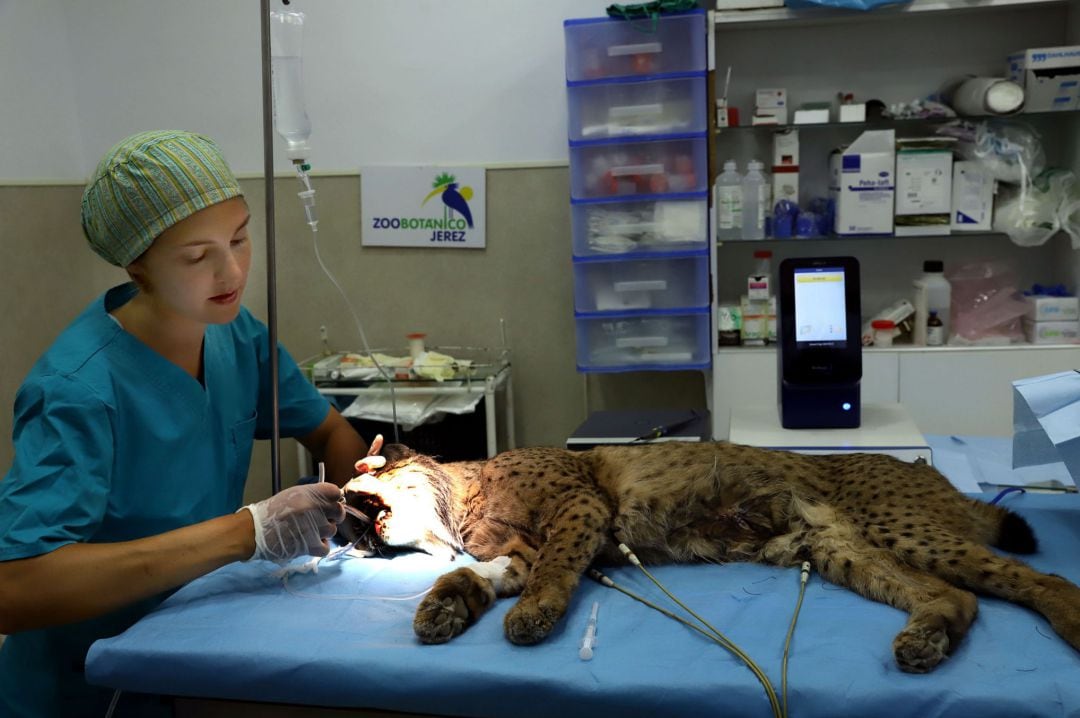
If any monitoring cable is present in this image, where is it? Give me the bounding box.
[592,541,814,718]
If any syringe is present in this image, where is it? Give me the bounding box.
[579,600,599,661]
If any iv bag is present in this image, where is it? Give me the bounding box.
[270,8,311,161]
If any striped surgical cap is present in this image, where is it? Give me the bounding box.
[81,130,243,267]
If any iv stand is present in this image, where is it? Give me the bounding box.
[259,0,283,495]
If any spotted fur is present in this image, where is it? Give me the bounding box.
[344,442,1080,673]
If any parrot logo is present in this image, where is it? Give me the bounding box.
[422,172,474,228]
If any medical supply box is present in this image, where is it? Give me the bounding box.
[830,130,896,235]
[1007,46,1080,112]
[1025,295,1080,322]
[951,160,995,232]
[895,139,953,236]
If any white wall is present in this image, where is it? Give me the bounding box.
[2,0,619,183]
[0,1,87,181]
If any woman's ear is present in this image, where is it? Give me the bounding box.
[125,260,149,291]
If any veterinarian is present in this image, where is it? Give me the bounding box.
[0,130,380,717]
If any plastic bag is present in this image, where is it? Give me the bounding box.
[993,169,1074,247]
[946,261,1029,345]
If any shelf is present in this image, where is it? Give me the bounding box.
[713,0,1065,27]
[715,343,1080,354]
[715,109,1080,135]
[716,231,1008,244]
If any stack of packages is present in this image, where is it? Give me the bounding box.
[1024,288,1080,344]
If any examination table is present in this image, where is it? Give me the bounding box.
[86,437,1080,718]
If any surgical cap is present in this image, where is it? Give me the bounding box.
[81,130,243,267]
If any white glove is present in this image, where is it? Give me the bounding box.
[242,483,347,563]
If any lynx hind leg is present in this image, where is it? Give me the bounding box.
[799,518,977,673]
[907,538,1080,655]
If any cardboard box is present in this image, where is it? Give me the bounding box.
[1025,295,1080,321]
[951,160,994,232]
[756,88,787,109]
[773,129,799,166]
[752,108,787,125]
[895,145,953,236]
[830,130,895,236]
[772,166,799,206]
[839,103,866,123]
[793,103,830,124]
[1024,318,1080,344]
[1008,46,1080,112]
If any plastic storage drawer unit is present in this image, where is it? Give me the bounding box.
[573,250,709,313]
[570,134,707,200]
[567,73,707,142]
[574,308,711,372]
[571,193,708,256]
[564,12,707,82]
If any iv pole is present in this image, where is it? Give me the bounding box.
[259,0,283,495]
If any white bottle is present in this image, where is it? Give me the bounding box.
[918,260,951,343]
[741,160,769,240]
[716,160,742,241]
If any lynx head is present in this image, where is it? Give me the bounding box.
[344,445,461,558]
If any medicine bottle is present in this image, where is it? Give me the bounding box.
[927,311,944,346]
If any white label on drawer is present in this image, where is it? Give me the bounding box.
[616,336,669,349]
[609,103,664,119]
[609,222,658,233]
[611,163,664,177]
[608,42,662,57]
[641,350,693,362]
[614,280,667,293]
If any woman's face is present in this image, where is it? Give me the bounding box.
[128,197,252,326]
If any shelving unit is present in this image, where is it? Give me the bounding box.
[564,10,713,374]
[708,0,1080,439]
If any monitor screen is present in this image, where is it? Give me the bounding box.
[793,266,847,346]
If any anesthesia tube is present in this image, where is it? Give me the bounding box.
[270,6,312,163]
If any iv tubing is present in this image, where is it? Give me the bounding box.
[296,163,401,443]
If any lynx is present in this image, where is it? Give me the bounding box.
[343,442,1080,673]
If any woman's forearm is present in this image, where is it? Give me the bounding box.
[0,510,256,634]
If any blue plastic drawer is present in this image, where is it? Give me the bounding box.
[575,309,711,372]
[564,12,706,82]
[569,134,707,200]
[571,193,708,256]
[567,73,707,142]
[573,251,709,313]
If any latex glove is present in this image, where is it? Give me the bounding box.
[242,483,346,563]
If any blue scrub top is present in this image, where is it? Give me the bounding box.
[0,283,331,717]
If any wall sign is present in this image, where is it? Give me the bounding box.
[361,165,485,248]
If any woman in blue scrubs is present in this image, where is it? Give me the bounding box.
[0,130,380,716]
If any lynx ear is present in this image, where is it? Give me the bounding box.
[381,443,418,465]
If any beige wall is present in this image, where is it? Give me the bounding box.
[0,169,707,503]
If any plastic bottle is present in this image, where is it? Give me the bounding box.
[716,160,742,240]
[871,319,896,347]
[918,260,952,342]
[741,160,769,240]
[270,8,312,161]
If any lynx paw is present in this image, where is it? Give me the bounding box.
[893,623,949,673]
[413,567,496,644]
[504,595,563,645]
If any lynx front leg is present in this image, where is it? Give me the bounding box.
[414,537,537,644]
[504,495,611,645]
